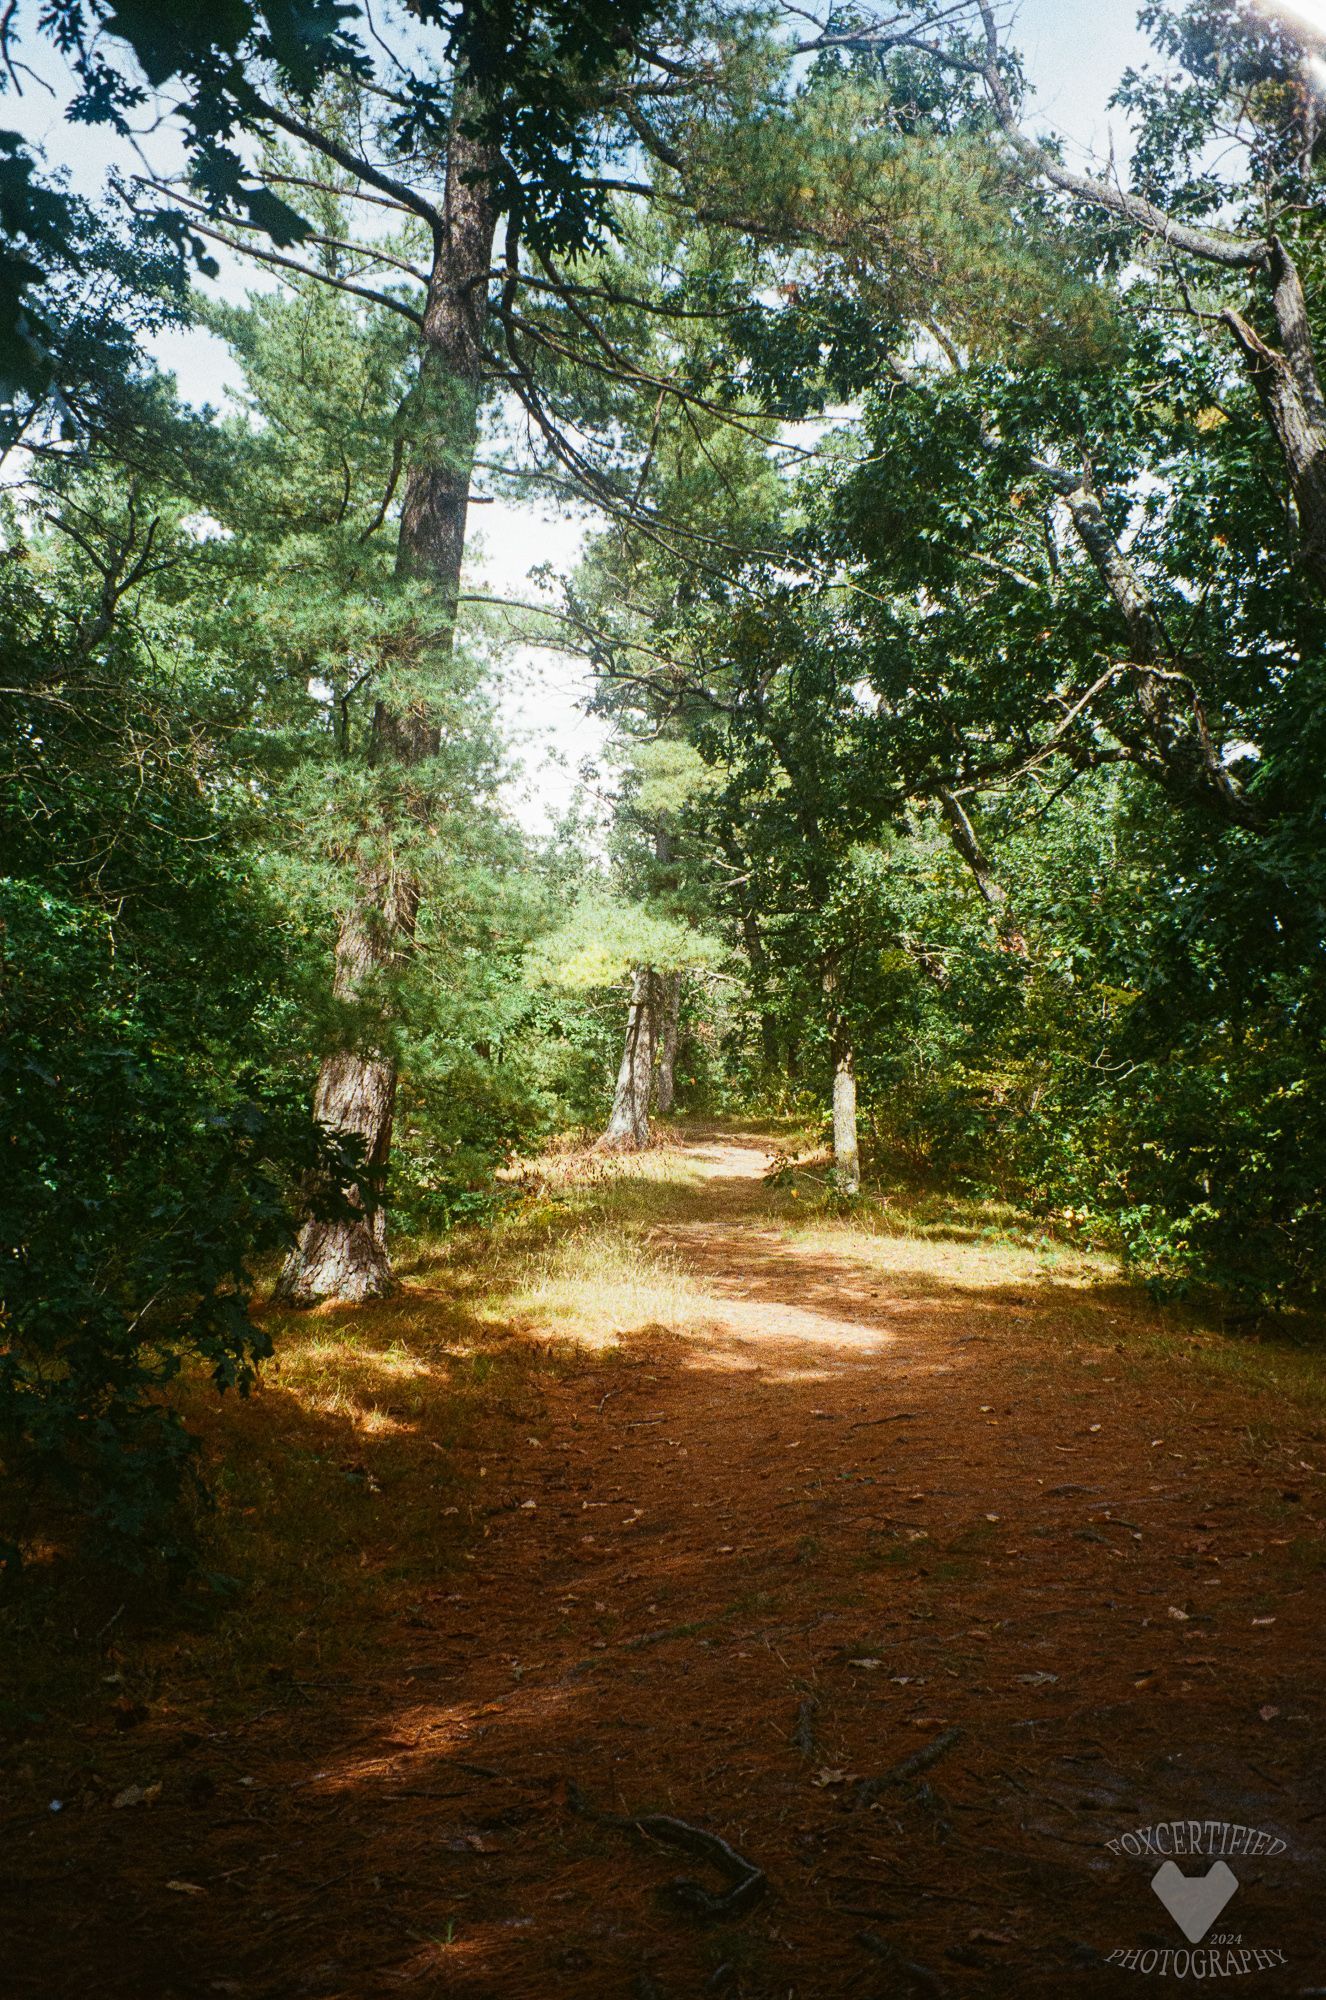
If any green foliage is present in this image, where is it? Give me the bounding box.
[533,890,727,989]
[0,527,354,1572]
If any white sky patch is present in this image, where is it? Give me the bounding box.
[461,498,610,835]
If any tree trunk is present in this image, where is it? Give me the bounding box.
[601,967,657,1150]
[277,111,498,1304]
[822,962,860,1192]
[1223,238,1326,595]
[938,791,1028,955]
[1028,453,1260,828]
[654,970,682,1114]
[831,1031,860,1193]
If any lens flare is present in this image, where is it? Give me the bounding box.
[1262,0,1326,39]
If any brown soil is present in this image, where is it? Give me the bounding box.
[5,1129,1326,1997]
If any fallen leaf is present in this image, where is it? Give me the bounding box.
[811,1767,849,1787]
[1252,1615,1276,1627]
[112,1782,161,1810]
[1259,1705,1280,1723]
[165,1880,207,1896]
[1167,1606,1190,1622]
[849,1658,884,1670]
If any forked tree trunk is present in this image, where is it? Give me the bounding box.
[654,970,682,1115]
[277,112,498,1305]
[601,967,658,1150]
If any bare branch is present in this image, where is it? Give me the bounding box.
[172,215,426,326]
[971,0,1267,270]
[254,99,444,241]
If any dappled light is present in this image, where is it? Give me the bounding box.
[8,1127,1326,1997]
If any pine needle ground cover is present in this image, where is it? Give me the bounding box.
[4,1124,1324,1996]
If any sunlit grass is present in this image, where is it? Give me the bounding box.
[775,1214,1107,1292]
[492,1225,701,1346]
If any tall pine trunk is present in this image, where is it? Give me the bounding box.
[277,119,498,1305]
[601,967,657,1150]
[654,970,681,1115]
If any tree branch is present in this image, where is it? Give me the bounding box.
[173,215,425,326]
[254,99,444,242]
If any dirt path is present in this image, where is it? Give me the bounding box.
[7,1130,1326,1996]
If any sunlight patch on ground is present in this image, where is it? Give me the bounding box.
[494,1225,702,1348]
[263,1335,440,1432]
[275,1337,438,1382]
[778,1220,1111,1293]
[679,1293,899,1353]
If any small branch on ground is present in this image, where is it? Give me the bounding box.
[566,1781,767,1920]
[854,1727,962,1808]
[791,1695,820,1761]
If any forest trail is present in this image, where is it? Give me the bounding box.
[8,1127,1326,1998]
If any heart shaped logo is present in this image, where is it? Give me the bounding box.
[1151,1860,1239,1943]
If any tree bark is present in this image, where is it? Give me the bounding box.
[831,1030,861,1193]
[601,967,658,1150]
[654,970,682,1114]
[822,963,860,1191]
[276,106,499,1305]
[938,790,1028,954]
[1223,238,1326,594]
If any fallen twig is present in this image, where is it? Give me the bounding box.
[567,1781,767,1920]
[791,1696,819,1761]
[854,1727,961,1808]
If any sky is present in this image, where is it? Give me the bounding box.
[7,0,1159,830]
